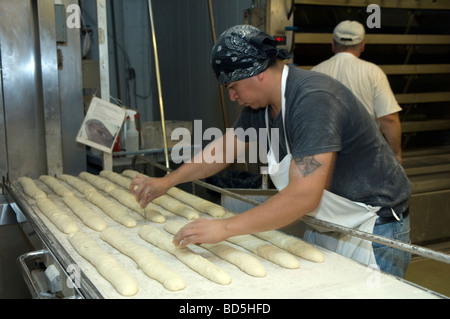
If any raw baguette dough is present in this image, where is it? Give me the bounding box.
[139,225,232,285]
[85,191,137,228]
[222,211,323,263]
[164,220,266,277]
[79,171,164,223]
[226,234,300,269]
[254,230,324,263]
[101,228,185,291]
[101,170,174,220]
[39,174,107,231]
[108,188,165,223]
[167,187,226,217]
[62,195,107,232]
[144,202,174,219]
[100,170,132,190]
[152,195,199,220]
[39,175,73,197]
[57,174,96,194]
[79,172,116,193]
[18,177,47,199]
[36,197,79,234]
[69,231,138,297]
[122,169,139,179]
[121,170,200,220]
[123,169,221,217]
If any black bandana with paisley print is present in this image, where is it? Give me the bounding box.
[211,25,291,85]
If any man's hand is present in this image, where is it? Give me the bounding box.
[172,218,229,248]
[129,174,171,208]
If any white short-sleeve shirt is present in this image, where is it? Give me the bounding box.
[312,52,401,120]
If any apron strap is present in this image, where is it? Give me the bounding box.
[266,65,290,155]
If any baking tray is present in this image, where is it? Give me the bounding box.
[4,176,444,299]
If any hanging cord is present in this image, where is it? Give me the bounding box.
[287,0,295,20]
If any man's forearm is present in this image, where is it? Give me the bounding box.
[379,113,402,163]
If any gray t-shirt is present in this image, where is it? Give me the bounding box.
[233,66,411,215]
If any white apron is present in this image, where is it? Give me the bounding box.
[265,65,381,266]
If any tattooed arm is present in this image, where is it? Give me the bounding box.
[173,152,336,247]
[294,155,322,177]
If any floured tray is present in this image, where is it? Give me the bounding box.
[11,172,442,299]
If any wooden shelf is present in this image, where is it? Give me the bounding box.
[294,33,450,45]
[294,0,450,10]
[401,119,450,133]
[396,92,450,104]
[299,64,450,75]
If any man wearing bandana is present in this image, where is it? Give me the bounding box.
[131,25,412,278]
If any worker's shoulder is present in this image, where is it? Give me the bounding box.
[317,53,383,73]
[287,66,346,98]
[289,65,334,83]
[357,57,384,72]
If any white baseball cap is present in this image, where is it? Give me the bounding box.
[333,20,365,45]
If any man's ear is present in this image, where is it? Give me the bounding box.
[361,41,366,53]
[256,71,265,81]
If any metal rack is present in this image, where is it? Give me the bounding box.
[131,155,450,265]
[3,170,447,299]
[3,181,102,299]
[291,0,450,245]
[293,0,450,142]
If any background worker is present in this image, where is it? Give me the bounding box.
[312,20,403,163]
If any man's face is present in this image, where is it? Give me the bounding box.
[225,75,266,109]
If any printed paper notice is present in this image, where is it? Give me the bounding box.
[77,97,126,153]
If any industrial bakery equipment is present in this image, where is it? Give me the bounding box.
[1,0,449,300]
[2,161,448,299]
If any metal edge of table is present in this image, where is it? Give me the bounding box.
[131,157,449,298]
[3,181,103,299]
[3,176,447,299]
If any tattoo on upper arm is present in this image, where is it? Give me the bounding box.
[294,156,321,177]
